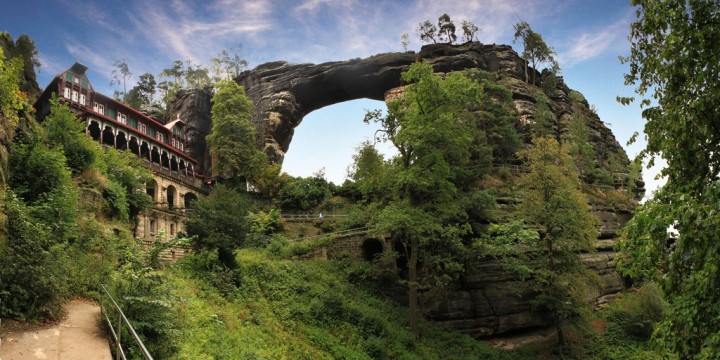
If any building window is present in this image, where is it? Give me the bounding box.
[93,102,105,115]
[157,133,164,143]
[65,72,73,82]
[179,142,183,151]
[63,87,71,99]
[171,138,176,147]
[139,123,147,133]
[118,113,127,124]
[79,93,86,105]
[150,220,156,235]
[72,90,79,102]
[74,76,80,84]
[170,223,175,236]
[81,79,88,89]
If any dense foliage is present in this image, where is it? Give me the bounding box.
[360,62,500,338]
[617,1,720,358]
[517,137,598,344]
[207,79,266,186]
[185,184,253,268]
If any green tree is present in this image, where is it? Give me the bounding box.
[400,33,410,52]
[461,20,479,43]
[207,79,266,186]
[513,21,559,85]
[185,185,252,268]
[0,45,30,184]
[184,59,210,88]
[275,174,331,211]
[463,69,520,165]
[43,96,101,174]
[517,137,598,345]
[617,1,720,357]
[417,20,438,44]
[210,46,248,82]
[532,98,555,139]
[125,73,156,109]
[110,59,132,101]
[566,113,596,179]
[362,62,484,339]
[437,14,457,44]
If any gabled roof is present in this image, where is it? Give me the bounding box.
[164,114,186,130]
[69,62,88,75]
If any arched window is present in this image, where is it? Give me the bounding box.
[184,192,198,209]
[146,179,159,202]
[167,185,177,209]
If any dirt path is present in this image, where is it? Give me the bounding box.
[1,300,112,360]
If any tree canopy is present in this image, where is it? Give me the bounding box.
[361,61,489,339]
[207,79,266,187]
[617,1,720,358]
[513,21,559,85]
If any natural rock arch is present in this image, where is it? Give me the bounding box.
[235,42,528,164]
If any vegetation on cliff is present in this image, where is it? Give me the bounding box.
[0,22,683,360]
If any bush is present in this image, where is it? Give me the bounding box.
[605,283,666,339]
[0,193,70,320]
[275,175,331,211]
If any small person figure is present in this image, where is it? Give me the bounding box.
[319,211,323,220]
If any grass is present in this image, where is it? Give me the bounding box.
[165,249,537,359]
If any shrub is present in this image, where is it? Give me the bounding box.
[605,283,666,339]
[0,192,70,320]
[275,175,331,211]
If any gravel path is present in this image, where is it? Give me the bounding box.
[1,300,112,360]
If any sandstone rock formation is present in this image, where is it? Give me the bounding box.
[170,42,643,338]
[235,42,536,163]
[167,87,214,172]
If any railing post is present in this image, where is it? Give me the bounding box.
[116,307,122,360]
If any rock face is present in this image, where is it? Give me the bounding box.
[171,42,642,337]
[167,87,214,172]
[235,42,538,163]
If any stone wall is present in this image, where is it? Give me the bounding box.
[135,172,205,260]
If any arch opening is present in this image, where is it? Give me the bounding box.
[116,131,128,151]
[281,99,395,185]
[362,239,384,261]
[129,136,140,156]
[184,192,198,209]
[167,185,177,209]
[146,179,158,202]
[101,126,114,146]
[88,121,101,142]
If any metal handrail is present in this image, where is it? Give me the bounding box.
[281,213,347,221]
[290,226,369,242]
[100,284,153,360]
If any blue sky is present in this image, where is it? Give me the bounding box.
[1,0,661,196]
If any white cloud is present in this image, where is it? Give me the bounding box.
[65,41,116,77]
[561,18,629,66]
[125,0,275,63]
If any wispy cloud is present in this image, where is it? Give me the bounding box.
[561,18,629,66]
[127,0,275,63]
[65,41,116,77]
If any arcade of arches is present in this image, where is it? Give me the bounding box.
[84,117,207,250]
[136,174,204,248]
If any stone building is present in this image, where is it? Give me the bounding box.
[35,62,207,247]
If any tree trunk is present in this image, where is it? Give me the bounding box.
[556,322,565,345]
[524,60,529,84]
[408,236,420,340]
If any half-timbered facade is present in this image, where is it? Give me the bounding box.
[35,63,207,249]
